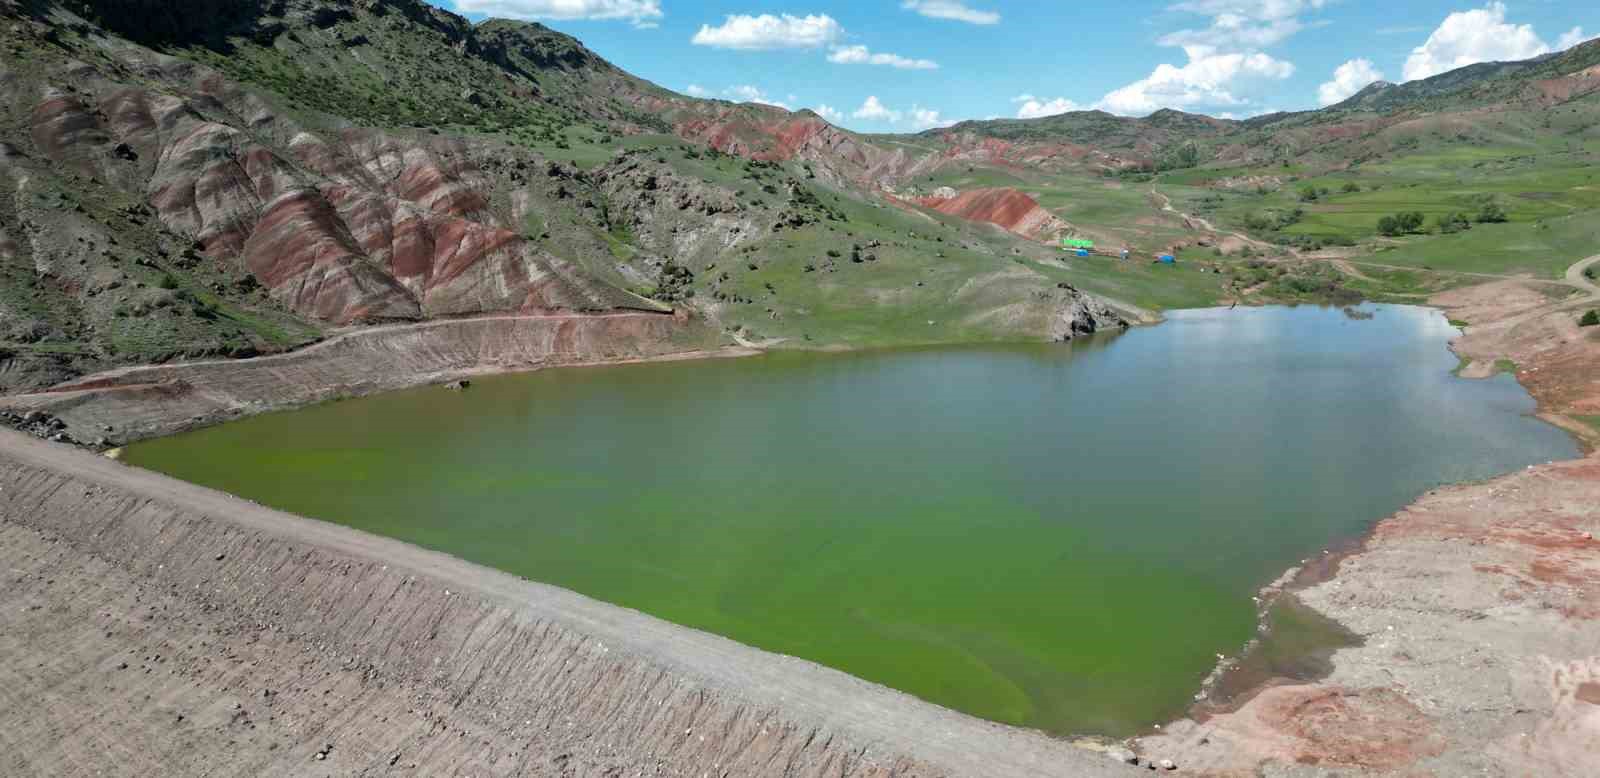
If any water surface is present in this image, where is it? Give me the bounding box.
[126,305,1576,735]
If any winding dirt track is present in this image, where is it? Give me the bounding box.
[1564,254,1600,296]
[0,427,1129,777]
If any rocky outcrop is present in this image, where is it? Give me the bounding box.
[1050,286,1129,341]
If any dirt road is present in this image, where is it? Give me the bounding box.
[1564,254,1600,296]
[0,428,1129,777]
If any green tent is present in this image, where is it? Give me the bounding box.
[1061,238,1095,250]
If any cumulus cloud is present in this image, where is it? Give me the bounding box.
[826,45,938,70]
[691,13,843,50]
[813,104,844,123]
[453,0,662,26]
[1092,0,1317,117]
[1558,27,1596,51]
[908,106,952,130]
[847,96,951,129]
[1013,94,1083,119]
[899,0,1000,25]
[1317,58,1384,106]
[1402,3,1551,81]
[1160,0,1327,50]
[1098,46,1294,115]
[852,95,901,122]
[683,84,712,98]
[724,85,790,109]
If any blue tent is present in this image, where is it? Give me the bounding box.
[1075,249,1089,257]
[1157,254,1176,264]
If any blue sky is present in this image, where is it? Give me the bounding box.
[437,2,1599,131]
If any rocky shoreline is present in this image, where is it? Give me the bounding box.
[1132,280,1600,776]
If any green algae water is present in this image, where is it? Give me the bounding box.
[125,305,1577,736]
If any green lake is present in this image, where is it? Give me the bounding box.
[124,304,1579,736]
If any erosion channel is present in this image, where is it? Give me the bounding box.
[122,304,1577,736]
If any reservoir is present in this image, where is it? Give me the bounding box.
[124,304,1578,736]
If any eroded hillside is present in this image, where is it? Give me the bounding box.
[0,0,1144,394]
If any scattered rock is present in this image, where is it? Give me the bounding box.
[443,380,471,391]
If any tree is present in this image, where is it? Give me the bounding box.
[1476,200,1507,223]
[1378,212,1425,237]
[1157,142,1201,171]
[1298,185,1320,202]
[1435,212,1471,234]
[1582,309,1599,328]
[1342,181,1361,193]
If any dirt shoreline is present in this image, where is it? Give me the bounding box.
[0,312,760,446]
[1135,277,1600,776]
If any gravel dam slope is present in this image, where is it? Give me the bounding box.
[0,428,1128,777]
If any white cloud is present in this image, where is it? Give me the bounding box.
[813,104,844,122]
[683,84,712,98]
[909,106,953,130]
[852,95,902,122]
[1160,15,1307,50]
[691,13,843,50]
[1402,3,1551,81]
[1160,0,1328,50]
[453,0,662,26]
[826,45,938,70]
[1094,0,1315,119]
[1558,27,1596,51]
[847,96,952,129]
[1097,46,1294,115]
[1013,94,1083,119]
[725,85,791,109]
[900,0,1000,25]
[1317,58,1384,106]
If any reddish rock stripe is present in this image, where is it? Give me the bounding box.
[917,188,1065,240]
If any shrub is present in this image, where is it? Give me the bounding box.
[1297,185,1320,202]
[1582,310,1599,327]
[158,273,180,290]
[1476,200,1507,223]
[1341,181,1361,193]
[1435,212,1472,234]
[1378,211,1425,237]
